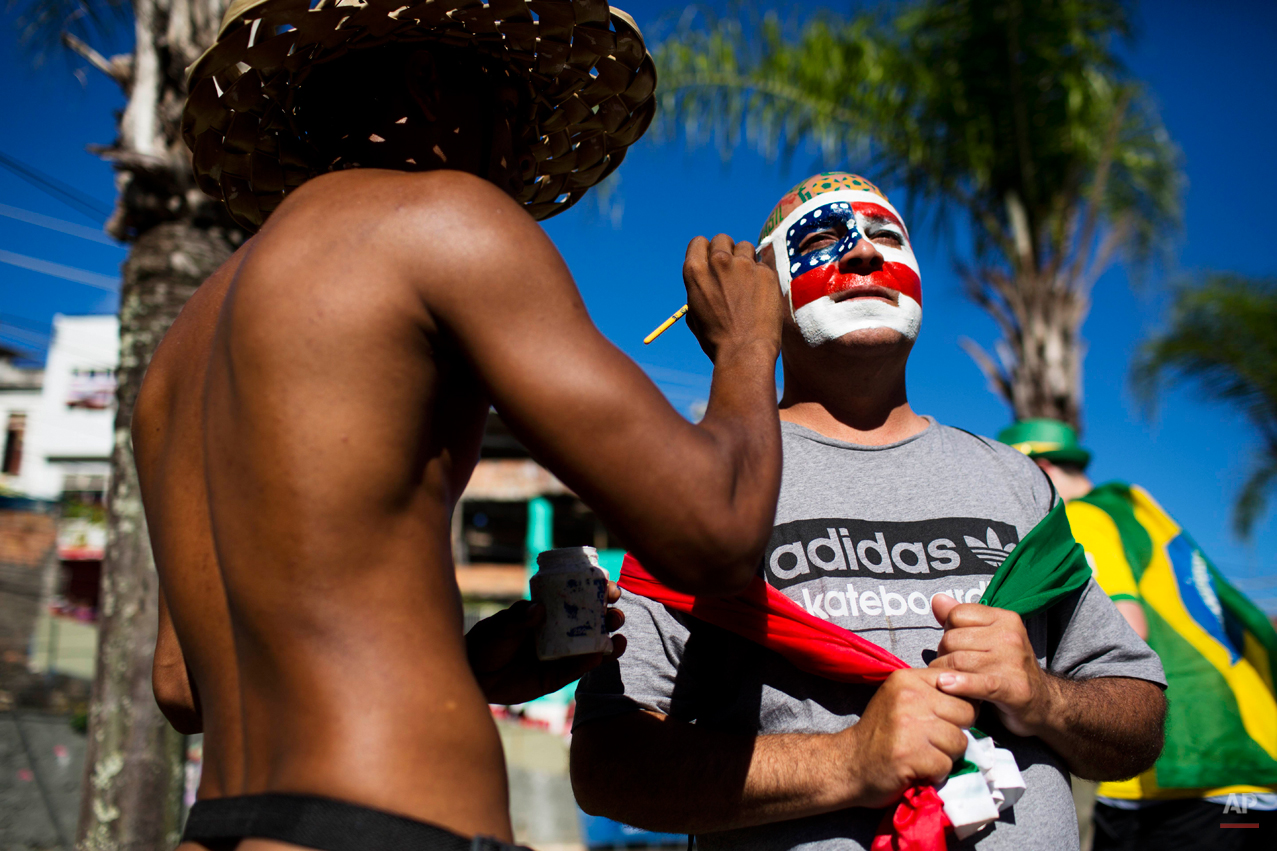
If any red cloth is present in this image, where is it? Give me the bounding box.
[618,555,953,851]
[870,787,951,851]
[618,555,907,681]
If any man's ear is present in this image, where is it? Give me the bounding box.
[758,242,777,271]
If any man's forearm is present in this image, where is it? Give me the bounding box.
[685,338,785,589]
[1032,675,1165,781]
[571,711,852,835]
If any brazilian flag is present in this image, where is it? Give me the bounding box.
[1078,483,1277,792]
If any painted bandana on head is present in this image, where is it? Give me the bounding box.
[758,173,922,347]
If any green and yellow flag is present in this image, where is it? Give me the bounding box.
[1074,483,1277,796]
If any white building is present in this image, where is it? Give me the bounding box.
[0,315,117,678]
[15,315,117,503]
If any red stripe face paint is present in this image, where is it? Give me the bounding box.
[853,202,908,235]
[790,261,923,312]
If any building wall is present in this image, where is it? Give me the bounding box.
[18,315,117,500]
[0,503,60,686]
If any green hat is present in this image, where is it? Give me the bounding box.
[996,419,1091,469]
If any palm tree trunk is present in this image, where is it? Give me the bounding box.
[1008,274,1085,428]
[961,265,1087,430]
[78,223,235,850]
[71,1,239,847]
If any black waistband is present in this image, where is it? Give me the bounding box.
[182,793,529,851]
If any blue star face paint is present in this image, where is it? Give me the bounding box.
[785,200,862,278]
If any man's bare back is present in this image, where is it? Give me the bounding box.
[134,167,784,848]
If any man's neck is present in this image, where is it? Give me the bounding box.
[778,348,928,446]
[1057,473,1095,502]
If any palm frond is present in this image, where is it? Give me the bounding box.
[654,0,1182,272]
[1132,274,1277,426]
[654,9,880,169]
[1134,273,1277,538]
[1234,451,1277,539]
[10,0,130,64]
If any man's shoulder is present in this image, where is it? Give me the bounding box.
[264,169,544,257]
[242,169,560,308]
[929,421,1051,474]
[923,421,1057,517]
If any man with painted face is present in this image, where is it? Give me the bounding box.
[571,173,1168,851]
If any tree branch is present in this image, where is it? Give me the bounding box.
[1069,88,1130,288]
[1076,216,1132,297]
[960,267,1020,347]
[1005,190,1035,272]
[87,145,170,175]
[61,32,131,91]
[960,337,1013,403]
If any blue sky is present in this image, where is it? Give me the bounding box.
[2,1,1276,605]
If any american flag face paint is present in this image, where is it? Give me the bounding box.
[785,199,863,281]
[759,188,922,347]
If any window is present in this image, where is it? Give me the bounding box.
[460,501,528,564]
[550,495,620,551]
[2,412,25,475]
[66,367,116,410]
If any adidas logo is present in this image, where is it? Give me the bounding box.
[962,528,1016,568]
[763,517,1022,589]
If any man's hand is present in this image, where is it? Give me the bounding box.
[682,234,783,363]
[466,583,626,706]
[928,593,1166,780]
[928,594,1053,737]
[840,667,977,809]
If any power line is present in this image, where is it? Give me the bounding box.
[0,249,118,291]
[0,324,52,352]
[0,313,53,336]
[0,150,112,223]
[0,203,120,246]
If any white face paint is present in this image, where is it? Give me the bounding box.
[758,189,923,347]
[791,292,922,346]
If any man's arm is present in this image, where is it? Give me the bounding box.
[571,668,975,834]
[466,585,628,705]
[930,595,1166,781]
[152,588,202,735]
[395,173,784,594]
[1016,673,1164,780]
[1114,600,1149,640]
[230,170,782,594]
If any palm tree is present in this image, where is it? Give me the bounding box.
[13,0,241,847]
[1133,275,1277,538]
[656,0,1182,428]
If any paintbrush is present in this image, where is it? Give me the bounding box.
[643,304,689,345]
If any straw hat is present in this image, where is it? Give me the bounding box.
[182,0,657,230]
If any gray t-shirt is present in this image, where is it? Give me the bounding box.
[573,419,1166,851]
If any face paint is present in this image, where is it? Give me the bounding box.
[759,184,922,348]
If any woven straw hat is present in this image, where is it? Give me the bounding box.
[182,0,657,230]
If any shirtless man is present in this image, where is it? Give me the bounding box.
[132,3,784,849]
